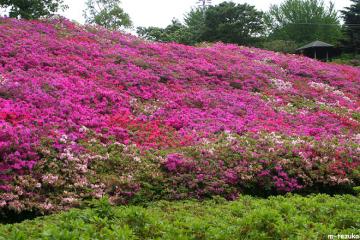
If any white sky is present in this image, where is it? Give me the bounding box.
[62,0,352,28]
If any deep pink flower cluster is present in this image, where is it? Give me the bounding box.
[164,154,186,172]
[0,18,359,209]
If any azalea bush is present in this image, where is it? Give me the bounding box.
[0,17,359,216]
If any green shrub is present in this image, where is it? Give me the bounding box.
[332,54,360,66]
[1,194,359,240]
[261,40,298,53]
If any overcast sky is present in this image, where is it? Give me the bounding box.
[62,0,351,28]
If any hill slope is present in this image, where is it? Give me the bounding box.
[0,18,359,215]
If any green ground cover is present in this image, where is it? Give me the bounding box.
[1,194,359,240]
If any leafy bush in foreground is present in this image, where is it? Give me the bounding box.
[1,194,360,240]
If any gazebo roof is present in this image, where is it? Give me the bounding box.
[296,41,334,51]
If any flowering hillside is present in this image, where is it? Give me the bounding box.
[0,18,359,215]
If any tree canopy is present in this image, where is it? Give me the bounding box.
[137,9,205,45]
[137,19,195,45]
[201,2,265,45]
[0,0,67,19]
[84,0,132,30]
[137,2,265,46]
[266,0,343,45]
[341,0,360,54]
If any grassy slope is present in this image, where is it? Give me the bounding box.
[1,194,360,240]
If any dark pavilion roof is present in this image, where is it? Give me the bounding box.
[296,41,334,51]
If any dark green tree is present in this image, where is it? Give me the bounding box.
[201,2,265,45]
[261,40,298,53]
[138,2,265,46]
[184,8,206,43]
[341,0,360,54]
[137,26,166,42]
[137,19,195,45]
[0,0,67,19]
[267,0,342,45]
[84,0,132,30]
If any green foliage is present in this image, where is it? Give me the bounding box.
[0,0,67,19]
[136,26,165,42]
[202,2,265,46]
[261,40,298,53]
[352,111,360,121]
[184,8,206,44]
[341,0,360,54]
[137,19,196,45]
[267,0,343,45]
[84,0,132,30]
[332,54,360,66]
[1,194,360,239]
[89,196,114,219]
[138,2,265,46]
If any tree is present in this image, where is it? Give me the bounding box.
[267,0,342,45]
[0,0,67,19]
[341,0,360,54]
[201,2,265,45]
[137,2,265,46]
[184,8,206,43]
[137,8,206,45]
[137,19,195,45]
[261,40,298,53]
[84,0,132,30]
